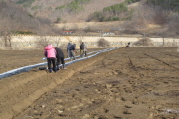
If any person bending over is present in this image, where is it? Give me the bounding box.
[44,44,57,73]
[55,47,66,70]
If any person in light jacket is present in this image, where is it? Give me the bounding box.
[44,44,57,73]
[83,43,87,56]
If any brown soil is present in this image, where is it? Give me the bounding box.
[0,47,179,119]
[0,48,101,74]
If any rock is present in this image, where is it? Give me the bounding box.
[41,105,45,108]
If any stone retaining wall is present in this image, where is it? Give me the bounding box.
[0,36,179,48]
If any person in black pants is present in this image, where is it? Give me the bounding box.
[44,45,57,73]
[55,47,66,70]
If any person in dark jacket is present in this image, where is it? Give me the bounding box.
[80,42,84,58]
[44,44,57,73]
[67,42,71,58]
[55,47,66,70]
[126,42,131,47]
[69,44,76,60]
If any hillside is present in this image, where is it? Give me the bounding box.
[9,0,125,22]
[9,0,179,23]
[0,0,179,48]
[2,0,179,24]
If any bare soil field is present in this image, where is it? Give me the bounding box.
[0,48,101,74]
[0,47,179,119]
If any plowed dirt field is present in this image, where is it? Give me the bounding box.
[0,47,179,119]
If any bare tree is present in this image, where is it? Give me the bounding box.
[133,37,154,46]
[0,1,59,48]
[54,36,62,47]
[167,12,179,37]
[0,1,35,47]
[78,35,84,44]
[0,17,22,47]
[35,36,52,48]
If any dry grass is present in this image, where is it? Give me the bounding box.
[132,37,154,46]
[55,21,124,30]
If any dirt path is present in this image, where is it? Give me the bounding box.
[0,47,179,119]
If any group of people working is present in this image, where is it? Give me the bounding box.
[44,42,87,73]
[44,45,65,73]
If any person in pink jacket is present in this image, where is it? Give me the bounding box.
[44,44,57,73]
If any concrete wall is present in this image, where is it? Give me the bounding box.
[0,36,179,48]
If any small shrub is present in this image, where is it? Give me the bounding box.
[133,37,154,46]
[16,0,35,8]
[97,38,110,47]
[35,36,51,48]
[56,17,61,23]
[15,31,34,35]
[55,5,65,10]
[31,5,39,10]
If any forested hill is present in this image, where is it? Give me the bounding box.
[0,0,179,37]
[7,0,179,23]
[8,0,125,22]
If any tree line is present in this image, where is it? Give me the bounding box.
[146,0,179,12]
[0,1,59,47]
[121,0,179,38]
[87,0,179,22]
[87,0,137,22]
